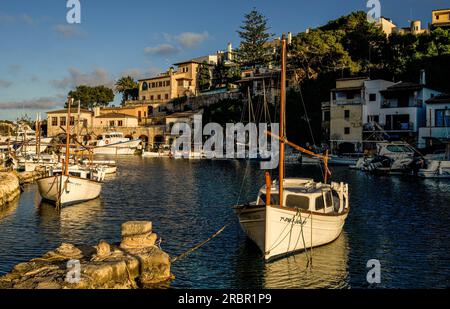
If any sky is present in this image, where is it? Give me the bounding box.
[0,0,449,121]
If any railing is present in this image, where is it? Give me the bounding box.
[363,122,415,132]
[332,98,363,106]
[381,99,424,108]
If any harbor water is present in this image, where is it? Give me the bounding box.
[0,157,449,288]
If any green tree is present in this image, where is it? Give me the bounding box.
[115,76,139,105]
[67,85,114,109]
[289,29,359,83]
[236,9,273,69]
[198,62,211,91]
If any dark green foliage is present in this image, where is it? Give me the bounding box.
[66,85,115,109]
[198,62,211,91]
[236,9,273,69]
[115,76,139,105]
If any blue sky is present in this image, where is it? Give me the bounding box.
[0,0,449,120]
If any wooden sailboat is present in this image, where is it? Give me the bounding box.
[37,98,103,207]
[234,35,350,261]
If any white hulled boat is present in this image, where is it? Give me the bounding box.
[37,98,104,208]
[234,36,349,261]
[85,132,141,155]
[418,141,450,178]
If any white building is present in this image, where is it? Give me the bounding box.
[418,94,450,147]
[378,82,441,139]
[363,79,396,126]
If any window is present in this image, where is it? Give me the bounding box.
[150,95,154,100]
[51,117,58,126]
[166,80,170,86]
[344,127,350,135]
[142,96,146,100]
[165,94,169,100]
[286,195,310,210]
[83,119,88,128]
[157,94,161,100]
[369,93,377,101]
[315,196,325,211]
[324,111,330,122]
[142,82,148,91]
[346,93,355,100]
[118,120,123,127]
[325,191,333,208]
[159,81,163,87]
[435,109,450,127]
[152,82,156,88]
[109,121,115,127]
[60,117,66,126]
[177,80,183,87]
[344,110,350,118]
[70,116,75,125]
[258,194,280,206]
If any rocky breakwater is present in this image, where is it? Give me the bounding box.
[0,172,20,207]
[0,221,173,289]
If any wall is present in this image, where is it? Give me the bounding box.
[330,105,363,142]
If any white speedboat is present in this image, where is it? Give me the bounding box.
[418,142,450,178]
[37,166,104,206]
[142,145,172,157]
[85,132,141,155]
[234,36,349,261]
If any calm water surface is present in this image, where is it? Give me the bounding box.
[0,157,449,288]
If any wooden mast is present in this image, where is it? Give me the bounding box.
[279,34,287,206]
[65,98,72,176]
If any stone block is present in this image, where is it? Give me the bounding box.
[120,232,157,249]
[121,221,152,237]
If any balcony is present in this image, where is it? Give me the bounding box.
[332,98,363,106]
[363,122,415,132]
[381,99,423,108]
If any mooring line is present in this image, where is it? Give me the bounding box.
[171,223,230,264]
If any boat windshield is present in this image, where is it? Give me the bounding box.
[285,194,310,210]
[258,194,280,206]
[386,145,412,153]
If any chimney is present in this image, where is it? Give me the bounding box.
[287,32,292,45]
[420,69,426,85]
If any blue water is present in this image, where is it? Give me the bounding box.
[0,157,449,288]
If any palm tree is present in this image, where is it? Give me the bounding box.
[115,76,139,105]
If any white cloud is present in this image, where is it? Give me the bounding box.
[0,96,61,110]
[144,44,180,56]
[51,67,112,89]
[174,31,210,48]
[54,24,86,38]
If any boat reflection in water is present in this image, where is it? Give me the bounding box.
[262,232,349,289]
[38,198,104,244]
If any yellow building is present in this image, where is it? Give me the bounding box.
[136,60,204,113]
[329,77,368,144]
[93,112,139,128]
[46,109,93,137]
[377,17,397,36]
[432,9,450,29]
[96,105,152,125]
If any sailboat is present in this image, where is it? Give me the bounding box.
[234,35,350,261]
[37,98,103,207]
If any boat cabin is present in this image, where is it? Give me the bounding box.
[256,178,347,214]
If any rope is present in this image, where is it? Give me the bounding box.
[171,223,230,263]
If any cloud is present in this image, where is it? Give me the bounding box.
[0,97,62,110]
[0,12,35,25]
[8,64,21,75]
[0,79,12,89]
[119,67,162,80]
[51,67,113,90]
[174,31,210,48]
[54,24,86,38]
[144,44,180,56]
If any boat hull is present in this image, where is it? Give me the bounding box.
[92,140,141,155]
[37,175,101,206]
[418,160,450,178]
[235,204,348,261]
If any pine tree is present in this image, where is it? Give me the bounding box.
[237,9,273,69]
[198,62,211,91]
